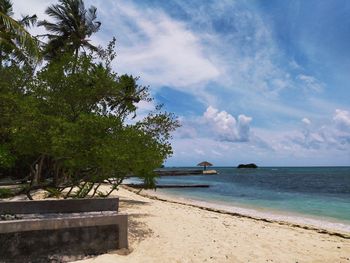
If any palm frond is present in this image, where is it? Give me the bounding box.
[38,0,101,59]
[20,14,37,28]
[0,0,13,16]
[0,10,40,61]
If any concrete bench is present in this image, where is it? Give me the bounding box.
[0,198,128,262]
[0,197,120,214]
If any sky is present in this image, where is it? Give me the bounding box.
[13,0,350,166]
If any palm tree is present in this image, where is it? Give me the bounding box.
[0,0,40,64]
[38,0,101,61]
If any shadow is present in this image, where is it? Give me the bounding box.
[128,213,151,218]
[119,199,148,205]
[128,216,154,244]
[119,198,150,211]
[118,198,154,246]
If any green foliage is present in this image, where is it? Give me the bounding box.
[73,182,93,198]
[0,0,40,65]
[0,42,179,196]
[0,188,13,198]
[0,145,15,168]
[0,1,179,198]
[45,187,62,198]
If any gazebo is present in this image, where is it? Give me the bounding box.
[197,161,213,171]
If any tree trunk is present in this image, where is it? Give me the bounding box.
[53,162,60,187]
[72,48,79,73]
[31,155,45,186]
[91,183,101,197]
[64,185,75,199]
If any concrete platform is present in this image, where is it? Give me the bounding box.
[0,198,128,262]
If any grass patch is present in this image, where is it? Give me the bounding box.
[0,188,14,198]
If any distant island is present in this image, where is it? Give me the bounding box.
[237,163,258,168]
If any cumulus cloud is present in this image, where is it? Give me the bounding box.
[169,108,350,166]
[285,109,350,150]
[237,114,253,141]
[302,117,311,125]
[203,106,252,142]
[333,109,350,130]
[332,109,350,146]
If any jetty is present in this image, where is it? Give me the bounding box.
[155,169,217,176]
[124,184,210,189]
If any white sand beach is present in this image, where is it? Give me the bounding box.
[76,186,350,263]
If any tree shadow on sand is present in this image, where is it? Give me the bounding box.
[119,199,150,209]
[119,198,154,245]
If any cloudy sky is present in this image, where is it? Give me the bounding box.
[13,0,350,166]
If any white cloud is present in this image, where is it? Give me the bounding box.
[297,74,324,92]
[237,114,253,141]
[168,135,349,166]
[147,1,327,117]
[194,149,205,155]
[284,109,350,151]
[14,0,330,122]
[13,0,56,36]
[333,109,350,130]
[93,1,220,90]
[174,115,198,139]
[133,100,156,121]
[289,59,302,69]
[203,106,252,142]
[91,0,326,115]
[169,108,350,166]
[211,150,222,156]
[302,117,311,125]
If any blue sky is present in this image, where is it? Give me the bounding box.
[14,0,350,166]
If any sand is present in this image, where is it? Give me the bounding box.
[75,186,350,263]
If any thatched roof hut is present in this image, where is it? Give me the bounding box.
[197,161,213,170]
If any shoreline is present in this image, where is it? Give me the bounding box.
[76,185,350,262]
[123,185,350,238]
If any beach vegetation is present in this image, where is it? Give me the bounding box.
[0,0,179,199]
[0,188,13,198]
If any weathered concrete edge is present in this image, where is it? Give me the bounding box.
[0,214,128,248]
[0,197,119,214]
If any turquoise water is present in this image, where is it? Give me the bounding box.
[150,167,350,223]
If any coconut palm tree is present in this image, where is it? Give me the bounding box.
[0,0,40,65]
[38,0,101,61]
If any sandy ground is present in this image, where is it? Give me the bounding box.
[75,186,350,263]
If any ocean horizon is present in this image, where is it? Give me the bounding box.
[132,166,350,230]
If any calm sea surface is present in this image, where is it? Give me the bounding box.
[147,167,350,223]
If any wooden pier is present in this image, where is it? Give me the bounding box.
[124,184,210,189]
[155,169,217,176]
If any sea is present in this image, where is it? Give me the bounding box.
[133,167,350,231]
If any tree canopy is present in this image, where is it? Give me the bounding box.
[0,0,179,199]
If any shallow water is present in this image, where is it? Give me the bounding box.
[147,167,350,224]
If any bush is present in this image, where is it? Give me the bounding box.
[0,188,14,198]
